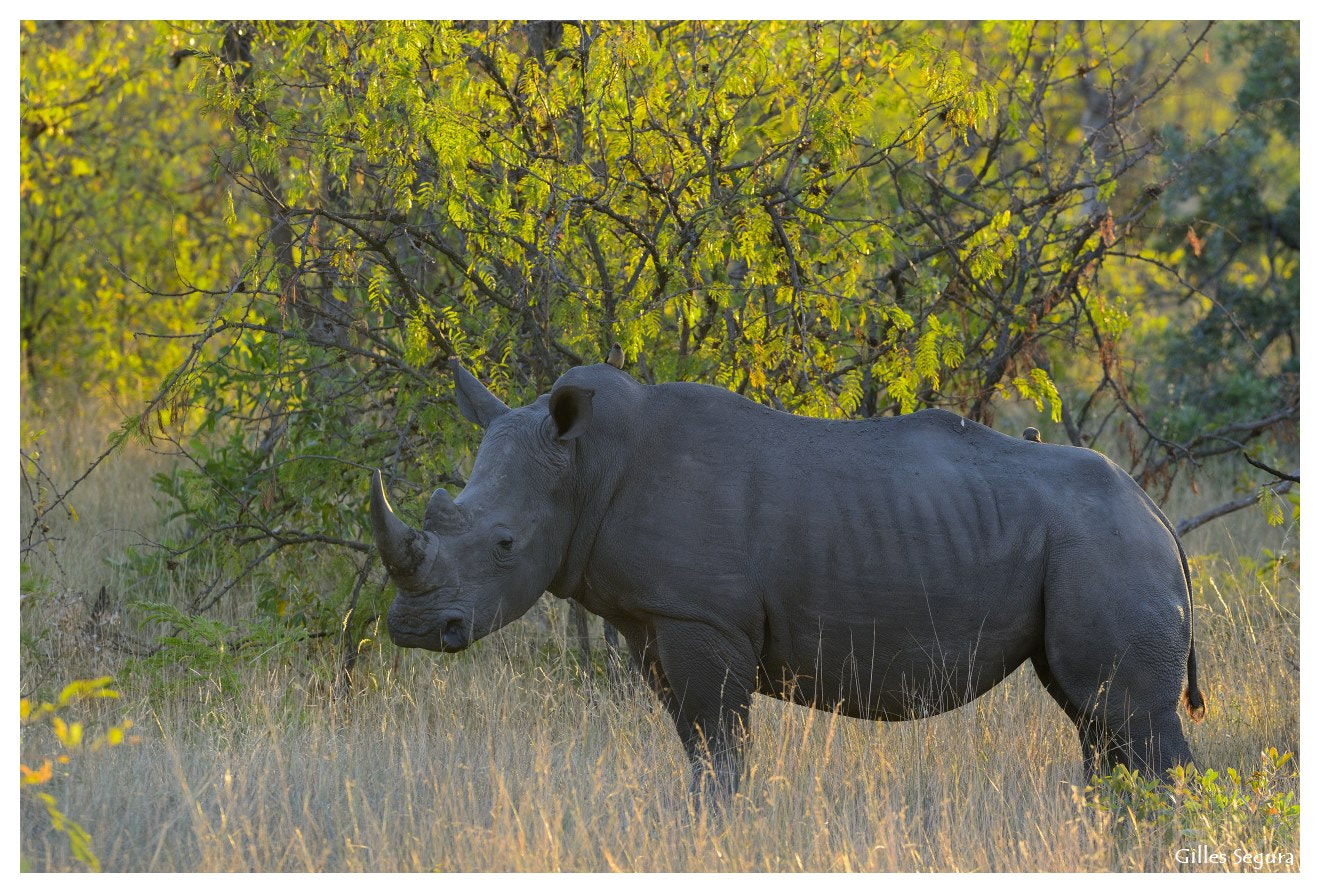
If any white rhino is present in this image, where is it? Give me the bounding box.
[371,361,1206,800]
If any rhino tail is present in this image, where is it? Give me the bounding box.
[1176,538,1208,723]
[1184,640,1207,723]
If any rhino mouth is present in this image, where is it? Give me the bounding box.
[387,607,471,653]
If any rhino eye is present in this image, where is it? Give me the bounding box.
[494,536,515,560]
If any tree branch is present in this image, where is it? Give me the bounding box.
[1175,478,1295,538]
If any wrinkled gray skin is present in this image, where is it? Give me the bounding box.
[371,360,1205,802]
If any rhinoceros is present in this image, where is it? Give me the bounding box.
[369,360,1205,800]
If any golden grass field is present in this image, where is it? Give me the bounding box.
[19,393,1300,872]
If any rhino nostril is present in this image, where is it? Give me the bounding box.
[442,616,467,650]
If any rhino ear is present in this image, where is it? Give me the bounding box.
[450,359,510,429]
[548,384,594,441]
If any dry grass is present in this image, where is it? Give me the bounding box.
[20,389,186,687]
[19,393,1300,872]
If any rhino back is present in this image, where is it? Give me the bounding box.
[607,386,1059,581]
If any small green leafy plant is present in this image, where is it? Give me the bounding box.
[126,601,308,707]
[1079,749,1300,870]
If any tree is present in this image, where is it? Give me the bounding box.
[22,21,1297,650]
[1140,22,1298,516]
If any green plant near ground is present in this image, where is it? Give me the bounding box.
[1077,750,1299,871]
[20,677,141,872]
[124,601,309,711]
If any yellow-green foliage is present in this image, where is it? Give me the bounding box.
[20,21,1297,636]
[19,21,260,403]
[20,677,141,872]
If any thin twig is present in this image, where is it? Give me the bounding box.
[1241,452,1300,484]
[333,554,378,702]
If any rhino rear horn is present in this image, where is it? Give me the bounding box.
[450,359,510,429]
[369,470,426,577]
[425,486,467,534]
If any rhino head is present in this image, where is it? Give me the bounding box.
[369,360,594,652]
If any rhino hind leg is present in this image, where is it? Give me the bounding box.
[1034,617,1195,781]
[1107,705,1196,776]
[1032,651,1101,776]
[1032,650,1116,777]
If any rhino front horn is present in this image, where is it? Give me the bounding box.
[369,469,426,577]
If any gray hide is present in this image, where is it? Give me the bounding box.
[370,361,1205,801]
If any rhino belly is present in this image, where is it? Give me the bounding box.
[757,596,1043,721]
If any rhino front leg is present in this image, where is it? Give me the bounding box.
[651,620,756,807]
